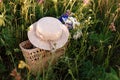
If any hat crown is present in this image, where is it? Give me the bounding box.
[36,17,62,41]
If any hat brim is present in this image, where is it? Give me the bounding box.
[28,22,69,50]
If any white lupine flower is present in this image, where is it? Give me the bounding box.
[108,45,112,49]
[65,16,80,29]
[73,30,82,40]
[88,16,91,20]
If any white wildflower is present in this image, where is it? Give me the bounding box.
[88,16,91,20]
[73,30,82,40]
[65,16,80,29]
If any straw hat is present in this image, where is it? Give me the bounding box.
[28,17,69,50]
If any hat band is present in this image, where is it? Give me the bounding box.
[35,29,63,41]
[36,30,48,41]
[35,29,63,51]
[35,32,56,50]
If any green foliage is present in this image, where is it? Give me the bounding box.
[88,31,112,47]
[0,62,6,74]
[79,61,120,80]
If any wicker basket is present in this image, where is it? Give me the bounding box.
[19,40,67,75]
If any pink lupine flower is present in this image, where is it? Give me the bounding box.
[83,0,90,5]
[37,0,44,4]
[0,0,2,3]
[109,22,116,31]
[10,68,22,80]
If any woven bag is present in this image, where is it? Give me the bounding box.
[19,40,67,75]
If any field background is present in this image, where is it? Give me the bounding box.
[0,0,120,80]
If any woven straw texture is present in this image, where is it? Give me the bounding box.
[19,40,67,75]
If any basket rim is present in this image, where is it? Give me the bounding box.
[19,40,40,51]
[19,40,69,52]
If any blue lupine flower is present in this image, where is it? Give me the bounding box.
[59,13,69,23]
[59,10,71,23]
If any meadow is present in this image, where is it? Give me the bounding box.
[0,0,120,80]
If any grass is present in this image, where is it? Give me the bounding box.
[0,0,120,80]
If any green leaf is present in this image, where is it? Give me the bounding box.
[0,63,6,73]
[6,50,12,55]
[14,48,20,53]
[0,38,6,46]
[0,14,5,26]
[105,68,120,80]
